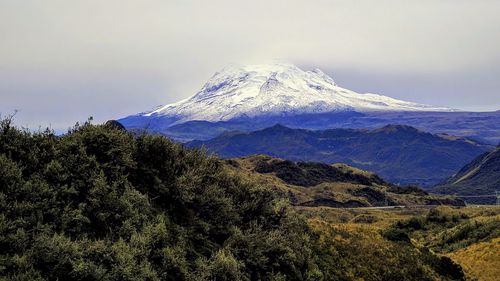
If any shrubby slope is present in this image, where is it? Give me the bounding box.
[0,118,466,280]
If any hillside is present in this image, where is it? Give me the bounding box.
[299,205,499,281]
[224,155,464,208]
[189,124,492,186]
[0,118,470,280]
[383,206,500,280]
[433,145,500,204]
[0,118,319,280]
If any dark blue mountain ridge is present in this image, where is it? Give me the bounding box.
[186,124,493,187]
[119,110,500,144]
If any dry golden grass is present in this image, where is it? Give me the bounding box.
[298,206,428,228]
[448,237,500,281]
[306,217,461,281]
[305,206,500,280]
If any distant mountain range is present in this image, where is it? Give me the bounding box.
[117,62,499,190]
[433,145,500,204]
[119,63,500,144]
[187,124,492,186]
[151,111,500,144]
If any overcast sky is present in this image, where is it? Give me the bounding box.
[1,0,499,130]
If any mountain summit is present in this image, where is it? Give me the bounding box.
[123,63,452,127]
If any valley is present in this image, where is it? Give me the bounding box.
[222,152,500,280]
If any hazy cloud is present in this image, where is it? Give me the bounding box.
[1,0,499,129]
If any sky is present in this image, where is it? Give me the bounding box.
[1,0,500,130]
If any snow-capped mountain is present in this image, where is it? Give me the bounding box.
[117,62,487,142]
[134,62,452,125]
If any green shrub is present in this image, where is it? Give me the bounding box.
[0,119,318,280]
[382,227,411,243]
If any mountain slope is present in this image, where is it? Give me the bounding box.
[188,124,492,186]
[120,63,452,129]
[225,155,464,208]
[433,145,500,203]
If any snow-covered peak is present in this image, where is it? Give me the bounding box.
[142,63,454,124]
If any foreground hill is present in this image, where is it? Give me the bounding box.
[224,155,464,208]
[433,145,500,204]
[0,118,467,280]
[189,124,491,186]
[0,118,319,280]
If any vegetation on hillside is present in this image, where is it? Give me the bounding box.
[252,157,386,187]
[310,220,465,281]
[385,206,500,252]
[0,118,470,280]
[299,205,499,281]
[0,118,321,280]
[225,155,464,208]
[381,206,500,280]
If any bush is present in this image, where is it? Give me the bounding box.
[0,119,319,280]
[382,227,411,243]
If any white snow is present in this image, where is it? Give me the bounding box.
[143,62,454,123]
